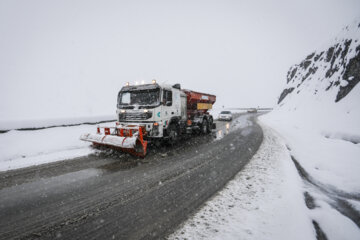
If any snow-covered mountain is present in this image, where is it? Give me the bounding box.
[279,20,359,105]
[270,20,360,138]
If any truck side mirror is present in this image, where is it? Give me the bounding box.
[166,101,172,106]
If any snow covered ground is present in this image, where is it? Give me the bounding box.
[259,92,360,239]
[260,119,360,240]
[169,119,360,240]
[0,115,116,132]
[0,122,114,172]
[169,123,315,240]
[261,109,360,194]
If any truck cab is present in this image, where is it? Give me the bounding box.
[116,82,186,139]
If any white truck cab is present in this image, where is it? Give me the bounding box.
[116,82,187,139]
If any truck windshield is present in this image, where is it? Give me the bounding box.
[118,89,160,106]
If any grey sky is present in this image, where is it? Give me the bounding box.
[1,0,359,120]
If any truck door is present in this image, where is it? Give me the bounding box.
[162,89,173,125]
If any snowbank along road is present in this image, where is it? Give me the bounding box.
[0,113,263,240]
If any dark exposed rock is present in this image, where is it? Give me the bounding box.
[312,221,328,240]
[306,52,315,60]
[314,51,324,61]
[332,46,342,66]
[341,39,352,60]
[287,67,297,83]
[278,87,294,104]
[304,192,317,209]
[291,155,311,181]
[325,81,333,91]
[302,67,318,82]
[332,198,360,229]
[336,45,360,102]
[304,60,312,69]
[325,44,343,78]
[326,46,335,62]
[300,60,312,70]
[325,65,339,78]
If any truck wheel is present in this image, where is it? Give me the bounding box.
[167,123,179,145]
[201,119,208,134]
[207,118,213,134]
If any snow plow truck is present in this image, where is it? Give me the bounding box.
[80,80,216,157]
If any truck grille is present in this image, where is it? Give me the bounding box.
[119,112,152,121]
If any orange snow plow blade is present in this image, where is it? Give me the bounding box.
[80,126,148,157]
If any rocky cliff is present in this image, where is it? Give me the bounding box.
[278,20,360,105]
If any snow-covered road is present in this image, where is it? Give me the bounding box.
[0,114,263,239]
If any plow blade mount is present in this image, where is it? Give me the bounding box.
[80,129,148,157]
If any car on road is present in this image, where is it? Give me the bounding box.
[247,108,258,113]
[218,111,232,121]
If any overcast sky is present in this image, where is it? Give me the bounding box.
[1,0,360,121]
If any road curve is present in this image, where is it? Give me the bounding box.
[0,114,263,240]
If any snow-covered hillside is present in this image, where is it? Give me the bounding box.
[261,19,360,239]
[273,19,360,138]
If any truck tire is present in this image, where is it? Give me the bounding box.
[167,123,179,145]
[201,119,208,134]
[207,118,213,134]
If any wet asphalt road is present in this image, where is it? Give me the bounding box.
[0,114,263,240]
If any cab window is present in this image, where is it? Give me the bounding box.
[163,90,172,106]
